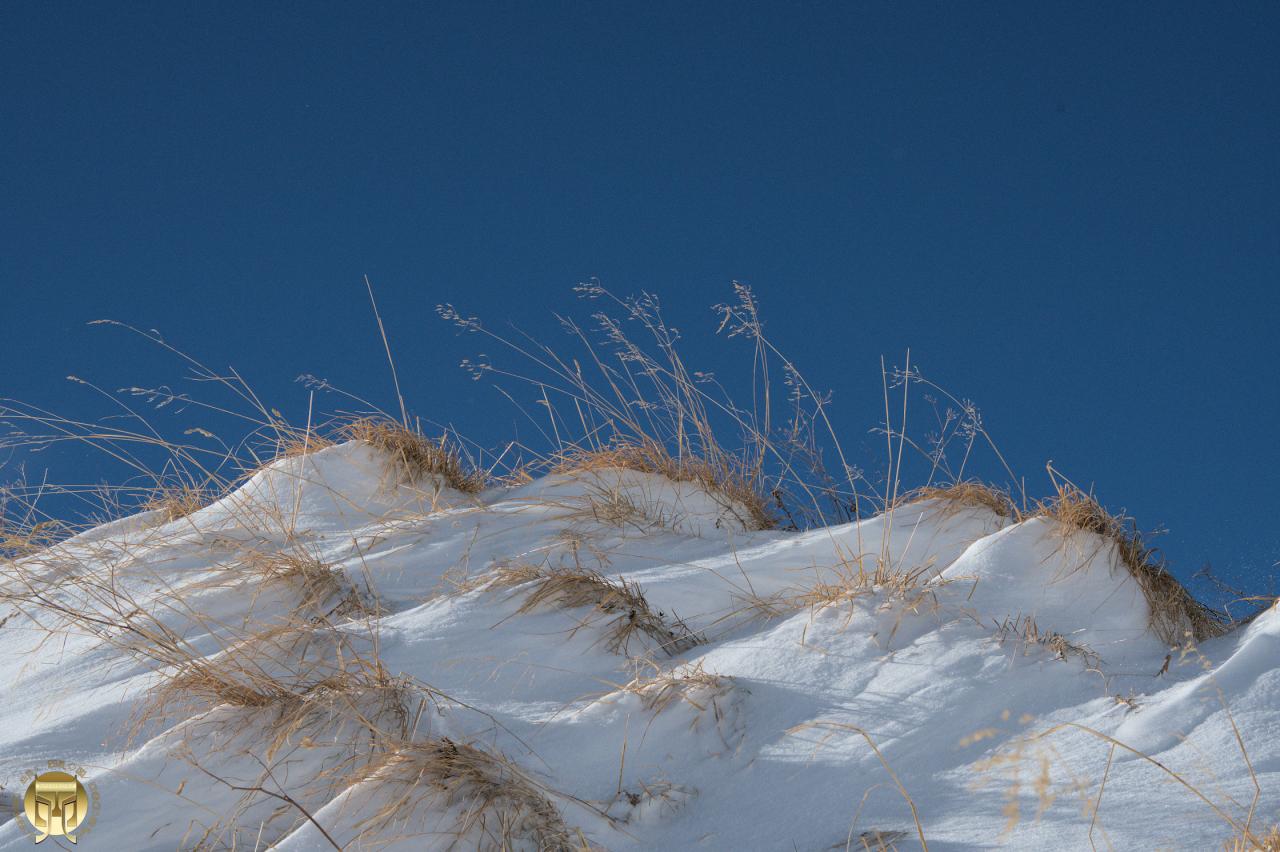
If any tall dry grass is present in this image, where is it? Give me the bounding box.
[0,283,1264,851]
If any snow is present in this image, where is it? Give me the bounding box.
[0,440,1275,850]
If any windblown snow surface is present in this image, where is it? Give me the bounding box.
[1,441,1276,850]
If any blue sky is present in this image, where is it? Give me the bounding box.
[2,3,1278,600]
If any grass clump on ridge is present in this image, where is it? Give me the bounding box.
[339,416,486,493]
[1035,469,1228,644]
[551,438,775,531]
[889,471,1229,645]
[892,480,1021,521]
[440,285,830,530]
[266,425,336,461]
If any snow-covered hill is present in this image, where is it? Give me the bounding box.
[1,440,1275,849]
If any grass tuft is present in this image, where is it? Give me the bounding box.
[619,660,732,716]
[894,480,1021,520]
[353,737,583,851]
[990,613,1101,670]
[551,439,774,531]
[340,417,486,493]
[1232,824,1280,851]
[792,558,934,612]
[1035,472,1228,644]
[270,427,336,461]
[491,562,701,656]
[246,550,373,620]
[142,483,212,523]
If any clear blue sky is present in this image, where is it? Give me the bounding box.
[2,3,1278,600]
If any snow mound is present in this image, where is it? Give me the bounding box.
[202,441,474,535]
[940,517,1163,663]
[0,450,1274,850]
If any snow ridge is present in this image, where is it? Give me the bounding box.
[0,441,1274,850]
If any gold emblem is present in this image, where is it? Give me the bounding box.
[20,770,89,844]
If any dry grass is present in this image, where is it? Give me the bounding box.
[141,482,212,523]
[1035,474,1227,644]
[965,642,1272,852]
[149,638,431,851]
[990,613,1101,670]
[491,562,701,657]
[611,661,744,753]
[351,737,583,851]
[893,481,1021,520]
[552,439,775,531]
[787,558,949,650]
[619,660,732,716]
[0,517,66,558]
[129,619,409,743]
[858,830,908,851]
[145,640,415,760]
[269,427,336,461]
[789,720,929,851]
[792,557,935,613]
[570,479,669,531]
[1230,825,1280,851]
[723,589,793,625]
[246,550,374,620]
[340,417,486,493]
[707,551,943,641]
[2,527,447,849]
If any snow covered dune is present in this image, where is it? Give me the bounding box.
[0,440,1274,850]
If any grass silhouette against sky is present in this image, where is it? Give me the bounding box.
[3,3,1278,598]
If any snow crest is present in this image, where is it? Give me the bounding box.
[0,442,1273,850]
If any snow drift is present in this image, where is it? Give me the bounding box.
[0,440,1275,850]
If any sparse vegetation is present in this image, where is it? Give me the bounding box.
[791,558,934,613]
[245,549,374,620]
[990,613,1101,670]
[141,482,212,523]
[0,287,1269,850]
[893,480,1020,520]
[351,737,584,851]
[490,561,702,656]
[339,416,487,493]
[552,439,775,531]
[617,660,732,716]
[1232,824,1280,851]
[266,425,336,461]
[1035,467,1229,644]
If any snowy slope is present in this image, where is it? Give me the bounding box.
[0,441,1275,850]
